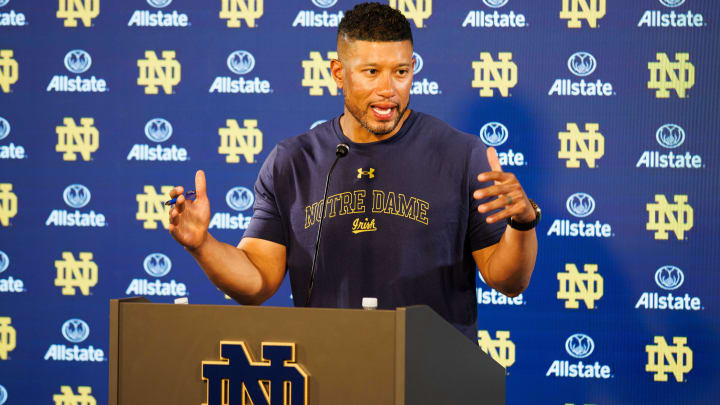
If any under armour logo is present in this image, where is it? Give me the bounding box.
[357,168,375,179]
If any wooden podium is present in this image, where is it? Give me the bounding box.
[109,297,505,404]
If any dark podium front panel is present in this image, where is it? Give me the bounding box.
[109,298,504,405]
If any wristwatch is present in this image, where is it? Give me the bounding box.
[507,198,541,231]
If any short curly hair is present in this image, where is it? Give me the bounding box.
[337,2,413,44]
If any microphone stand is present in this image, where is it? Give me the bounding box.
[305,143,349,306]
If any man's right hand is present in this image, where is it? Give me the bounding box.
[168,170,211,250]
[167,169,287,305]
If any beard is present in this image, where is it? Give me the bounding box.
[345,97,409,136]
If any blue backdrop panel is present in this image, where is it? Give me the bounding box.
[1,0,719,404]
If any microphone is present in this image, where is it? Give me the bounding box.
[336,143,349,157]
[305,143,350,307]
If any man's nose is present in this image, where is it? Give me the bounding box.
[376,73,395,97]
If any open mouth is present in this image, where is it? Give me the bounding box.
[370,104,396,120]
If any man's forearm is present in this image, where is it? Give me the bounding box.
[486,227,538,297]
[187,233,267,304]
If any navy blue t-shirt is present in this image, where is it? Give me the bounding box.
[244,111,506,339]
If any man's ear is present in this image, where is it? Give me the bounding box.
[330,58,344,90]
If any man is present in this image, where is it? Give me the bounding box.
[168,2,538,340]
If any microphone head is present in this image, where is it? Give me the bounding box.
[336,143,350,157]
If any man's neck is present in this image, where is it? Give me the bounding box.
[339,108,412,143]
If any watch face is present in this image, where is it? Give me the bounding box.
[529,199,541,218]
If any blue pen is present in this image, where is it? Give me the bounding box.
[165,190,196,206]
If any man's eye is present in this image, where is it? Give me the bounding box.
[397,69,409,75]
[367,69,377,74]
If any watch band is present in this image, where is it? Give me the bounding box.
[507,198,541,231]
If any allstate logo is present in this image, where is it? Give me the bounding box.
[61,319,90,343]
[226,187,255,212]
[144,118,173,143]
[63,184,92,209]
[147,0,172,8]
[310,119,327,129]
[565,333,594,359]
[312,0,337,8]
[0,117,9,141]
[227,51,255,75]
[143,253,172,277]
[479,122,509,147]
[63,50,92,74]
[483,0,509,8]
[655,265,684,290]
[659,0,685,7]
[0,0,8,8]
[567,52,596,77]
[0,250,8,274]
[566,193,595,218]
[0,384,7,405]
[412,52,423,75]
[655,124,685,149]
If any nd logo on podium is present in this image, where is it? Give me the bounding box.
[202,341,309,405]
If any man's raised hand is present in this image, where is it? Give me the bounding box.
[168,170,211,250]
[474,147,536,225]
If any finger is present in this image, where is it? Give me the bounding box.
[486,146,503,173]
[175,194,186,213]
[169,208,180,225]
[478,188,524,213]
[484,193,527,223]
[485,204,524,224]
[473,184,515,200]
[170,207,179,221]
[195,170,207,199]
[169,186,184,198]
[477,171,508,184]
[478,194,519,214]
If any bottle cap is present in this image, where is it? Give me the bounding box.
[362,297,377,310]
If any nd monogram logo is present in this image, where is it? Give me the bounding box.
[0,183,18,227]
[53,386,96,405]
[218,119,263,163]
[389,0,432,28]
[477,330,515,369]
[560,0,606,28]
[471,52,517,97]
[0,317,16,360]
[646,336,693,382]
[136,185,173,229]
[557,263,603,309]
[57,0,100,27]
[646,194,693,240]
[202,341,309,405]
[54,252,98,296]
[301,51,338,96]
[220,0,264,28]
[558,123,604,168]
[648,53,695,99]
[0,50,18,93]
[137,51,181,95]
[56,117,100,161]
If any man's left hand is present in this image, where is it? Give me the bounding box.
[474,147,536,225]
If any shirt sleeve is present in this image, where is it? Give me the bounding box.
[243,146,287,246]
[467,139,506,251]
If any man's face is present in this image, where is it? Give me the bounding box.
[335,39,414,136]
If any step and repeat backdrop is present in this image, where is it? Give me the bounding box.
[1,0,719,404]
